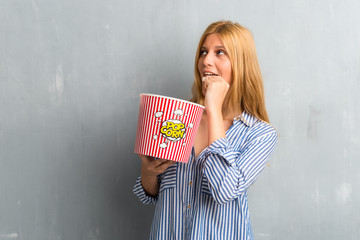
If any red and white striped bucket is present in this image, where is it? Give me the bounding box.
[134,94,205,163]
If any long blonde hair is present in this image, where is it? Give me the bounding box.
[191,20,269,123]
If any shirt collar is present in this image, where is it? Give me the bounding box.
[234,111,258,127]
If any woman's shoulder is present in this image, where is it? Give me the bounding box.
[237,112,277,140]
[250,119,277,141]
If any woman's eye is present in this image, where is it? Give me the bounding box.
[200,50,207,56]
[217,50,226,55]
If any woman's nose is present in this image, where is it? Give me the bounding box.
[203,53,214,66]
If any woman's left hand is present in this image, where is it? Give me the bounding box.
[202,75,230,145]
[202,76,230,114]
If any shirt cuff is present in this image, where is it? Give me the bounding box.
[205,138,237,166]
[133,176,158,205]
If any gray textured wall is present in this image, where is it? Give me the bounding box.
[1,0,359,239]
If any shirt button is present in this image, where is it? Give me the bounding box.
[189,181,193,186]
[187,204,191,209]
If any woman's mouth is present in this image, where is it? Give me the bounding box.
[203,72,218,77]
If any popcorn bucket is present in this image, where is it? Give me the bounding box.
[134,94,205,163]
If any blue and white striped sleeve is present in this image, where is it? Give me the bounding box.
[203,128,278,205]
[133,176,158,205]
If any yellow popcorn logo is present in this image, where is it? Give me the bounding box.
[160,120,186,142]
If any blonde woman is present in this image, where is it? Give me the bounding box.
[134,20,278,239]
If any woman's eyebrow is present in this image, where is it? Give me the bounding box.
[201,46,225,49]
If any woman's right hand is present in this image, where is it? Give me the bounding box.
[139,154,175,196]
[139,154,175,177]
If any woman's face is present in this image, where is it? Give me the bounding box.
[197,33,232,87]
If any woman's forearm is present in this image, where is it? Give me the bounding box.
[207,109,226,145]
[141,174,159,197]
[139,155,176,197]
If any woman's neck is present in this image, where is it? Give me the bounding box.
[221,105,242,121]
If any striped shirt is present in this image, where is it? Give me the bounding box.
[133,112,278,240]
